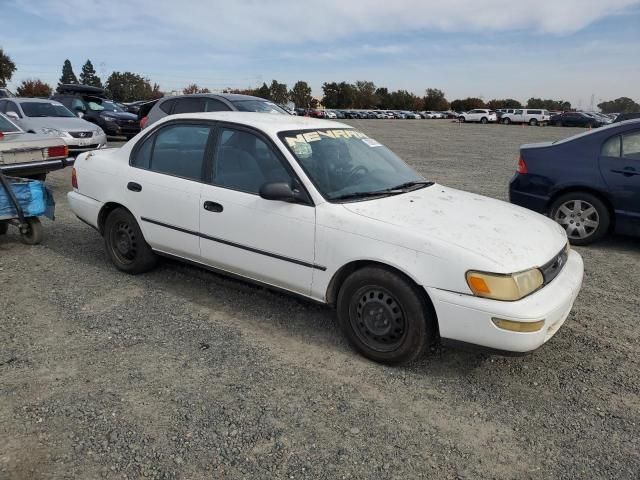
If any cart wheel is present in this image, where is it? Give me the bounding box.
[0,223,8,235]
[20,218,43,245]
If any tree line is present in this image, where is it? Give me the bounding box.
[1,47,639,113]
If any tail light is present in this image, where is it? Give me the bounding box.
[140,116,148,129]
[71,167,78,189]
[47,145,69,158]
[517,156,528,174]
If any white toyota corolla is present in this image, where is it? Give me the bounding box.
[68,112,584,364]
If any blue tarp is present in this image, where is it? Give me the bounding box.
[0,179,55,220]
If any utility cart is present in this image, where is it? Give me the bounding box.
[0,169,54,245]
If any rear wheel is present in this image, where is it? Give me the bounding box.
[458,116,465,123]
[503,117,511,125]
[529,118,538,126]
[104,208,157,274]
[337,267,436,365]
[549,192,610,245]
[480,117,488,124]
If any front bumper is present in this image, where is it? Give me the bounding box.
[102,120,140,137]
[428,250,584,353]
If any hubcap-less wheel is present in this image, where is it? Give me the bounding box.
[351,287,406,352]
[110,221,138,264]
[554,199,599,240]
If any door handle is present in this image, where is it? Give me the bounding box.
[203,201,223,213]
[127,182,142,192]
[610,168,639,177]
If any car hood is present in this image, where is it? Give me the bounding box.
[100,111,138,121]
[20,116,97,132]
[341,184,567,272]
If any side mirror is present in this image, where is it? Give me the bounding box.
[259,182,306,203]
[5,111,19,121]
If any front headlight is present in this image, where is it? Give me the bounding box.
[95,127,105,136]
[102,115,118,122]
[41,127,65,136]
[466,268,544,301]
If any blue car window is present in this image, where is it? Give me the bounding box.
[622,132,640,160]
[601,136,621,157]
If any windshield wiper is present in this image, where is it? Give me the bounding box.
[331,190,405,202]
[384,180,433,191]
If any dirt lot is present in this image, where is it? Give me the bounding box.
[1,121,638,480]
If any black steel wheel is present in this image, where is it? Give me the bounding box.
[337,266,436,365]
[104,208,157,274]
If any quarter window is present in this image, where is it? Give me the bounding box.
[131,123,212,181]
[213,128,292,194]
[173,98,203,114]
[204,98,231,112]
[622,131,640,160]
[159,98,177,114]
[601,136,621,157]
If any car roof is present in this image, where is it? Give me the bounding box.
[159,93,273,103]
[159,111,349,135]
[12,97,63,104]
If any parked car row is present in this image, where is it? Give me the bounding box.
[294,108,455,120]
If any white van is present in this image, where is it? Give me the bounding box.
[501,109,550,125]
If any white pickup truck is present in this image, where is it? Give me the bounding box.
[501,109,550,126]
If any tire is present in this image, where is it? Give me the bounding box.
[503,117,511,125]
[104,207,157,274]
[0,222,8,235]
[549,192,610,245]
[336,266,436,365]
[529,118,538,126]
[480,117,488,124]
[458,117,465,123]
[20,218,43,245]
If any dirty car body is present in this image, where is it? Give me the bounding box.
[68,112,584,364]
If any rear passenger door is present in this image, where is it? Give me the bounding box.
[126,122,214,260]
[599,131,640,233]
[199,125,316,295]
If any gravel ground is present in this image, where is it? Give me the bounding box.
[1,120,638,480]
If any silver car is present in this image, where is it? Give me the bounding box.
[0,98,107,155]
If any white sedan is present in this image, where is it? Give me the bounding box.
[68,113,583,364]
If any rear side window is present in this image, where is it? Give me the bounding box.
[173,98,203,114]
[622,132,640,160]
[529,110,541,115]
[601,136,621,157]
[131,123,212,181]
[204,98,231,112]
[159,98,176,114]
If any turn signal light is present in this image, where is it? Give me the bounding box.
[47,145,69,158]
[71,167,78,189]
[492,318,545,333]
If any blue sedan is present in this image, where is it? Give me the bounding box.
[509,119,640,245]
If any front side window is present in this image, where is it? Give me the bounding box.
[213,127,292,194]
[514,110,523,115]
[622,131,640,160]
[279,128,426,201]
[601,136,621,157]
[20,102,75,118]
[131,123,212,181]
[5,101,21,116]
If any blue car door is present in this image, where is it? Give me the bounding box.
[599,130,640,235]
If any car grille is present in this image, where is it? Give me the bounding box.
[540,246,569,285]
[115,119,140,132]
[69,131,94,138]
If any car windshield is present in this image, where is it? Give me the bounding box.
[0,114,22,133]
[279,128,429,201]
[87,99,124,112]
[231,100,288,114]
[21,102,75,118]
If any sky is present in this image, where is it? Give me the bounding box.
[2,0,639,108]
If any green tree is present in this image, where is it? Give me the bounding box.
[182,84,210,94]
[450,97,485,111]
[321,81,355,108]
[486,98,522,110]
[422,88,449,111]
[375,87,391,109]
[105,71,158,102]
[526,98,571,111]
[254,82,271,100]
[353,80,377,108]
[0,47,16,87]
[597,97,640,114]
[389,90,417,110]
[58,59,78,86]
[15,78,52,97]
[269,80,289,104]
[79,60,102,88]
[289,81,312,108]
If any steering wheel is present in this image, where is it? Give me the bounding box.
[343,165,369,185]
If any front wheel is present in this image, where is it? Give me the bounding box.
[480,117,488,124]
[549,192,610,245]
[529,118,538,126]
[458,117,465,123]
[104,208,157,274]
[337,267,436,365]
[503,117,511,125]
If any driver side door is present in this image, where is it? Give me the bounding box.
[199,125,317,295]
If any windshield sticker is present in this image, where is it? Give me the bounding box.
[285,130,368,148]
[362,138,382,147]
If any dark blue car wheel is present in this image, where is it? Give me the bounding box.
[550,192,610,245]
